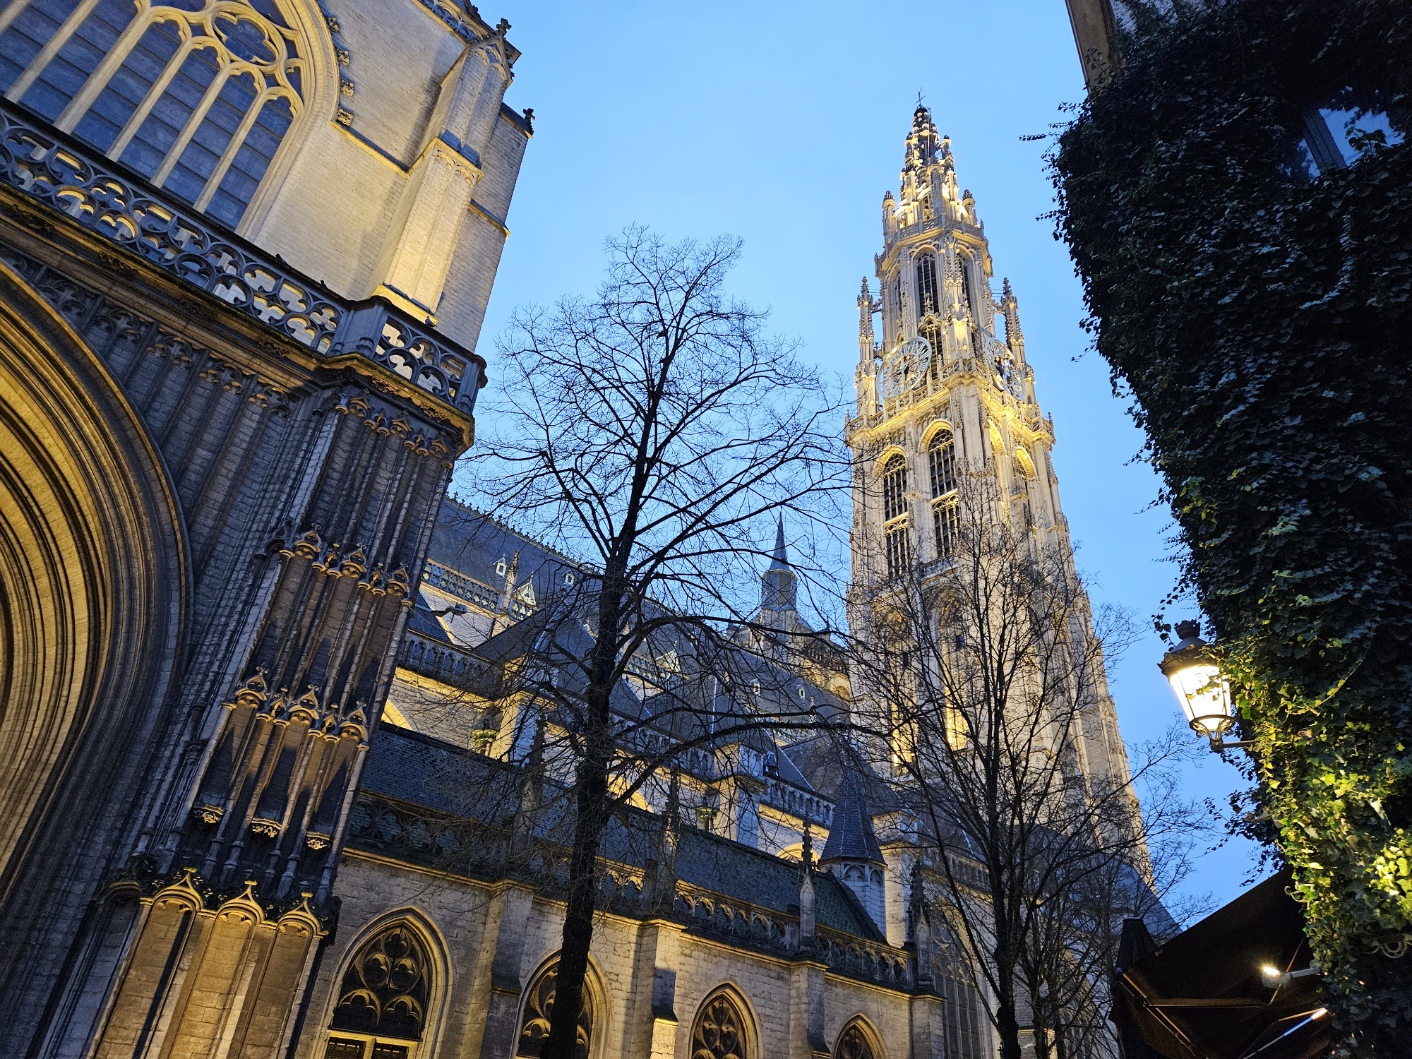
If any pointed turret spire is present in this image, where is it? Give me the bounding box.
[1001,277,1025,359]
[760,514,797,614]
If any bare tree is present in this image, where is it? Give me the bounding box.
[849,472,1207,1059]
[459,227,849,1059]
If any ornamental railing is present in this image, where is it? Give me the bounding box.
[0,100,484,418]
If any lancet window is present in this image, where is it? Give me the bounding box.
[1011,456,1032,532]
[691,991,748,1059]
[929,430,959,561]
[326,924,433,1059]
[939,950,988,1059]
[916,253,938,316]
[956,251,975,320]
[920,319,943,380]
[516,959,593,1059]
[0,0,306,228]
[881,453,911,578]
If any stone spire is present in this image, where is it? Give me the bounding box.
[1001,277,1025,359]
[903,103,945,174]
[760,515,797,614]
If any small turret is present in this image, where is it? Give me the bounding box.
[819,775,887,931]
[797,823,816,948]
[1001,277,1025,360]
[759,516,797,618]
[858,278,875,363]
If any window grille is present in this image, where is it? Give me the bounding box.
[928,430,956,498]
[932,497,959,562]
[916,253,938,316]
[921,319,943,379]
[0,0,305,228]
[885,522,911,580]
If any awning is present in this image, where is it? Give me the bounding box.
[1112,867,1331,1059]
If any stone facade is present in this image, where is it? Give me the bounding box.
[0,0,525,1054]
[0,7,1142,1057]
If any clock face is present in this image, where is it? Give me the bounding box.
[881,335,932,398]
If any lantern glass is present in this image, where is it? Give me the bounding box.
[1166,660,1230,736]
[1160,621,1235,740]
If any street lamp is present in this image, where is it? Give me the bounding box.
[1159,620,1251,754]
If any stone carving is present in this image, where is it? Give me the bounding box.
[691,993,747,1059]
[516,960,592,1059]
[330,925,431,1041]
[0,102,484,417]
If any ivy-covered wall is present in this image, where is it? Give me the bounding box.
[1051,1,1412,1051]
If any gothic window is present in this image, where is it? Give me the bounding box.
[834,1021,878,1059]
[928,430,956,499]
[516,959,593,1059]
[1011,456,1032,532]
[326,924,433,1059]
[691,991,748,1059]
[916,253,938,316]
[957,251,975,320]
[920,319,943,379]
[882,454,907,523]
[939,951,988,1059]
[929,430,958,562]
[1,0,306,229]
[880,453,910,579]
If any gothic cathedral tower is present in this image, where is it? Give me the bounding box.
[845,104,1131,791]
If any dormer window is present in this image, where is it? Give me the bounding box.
[495,557,507,577]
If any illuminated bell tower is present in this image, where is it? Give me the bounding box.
[845,106,1134,802]
[847,104,1061,586]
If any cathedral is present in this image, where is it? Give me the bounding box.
[0,4,1148,1058]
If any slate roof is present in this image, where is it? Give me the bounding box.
[819,774,885,865]
[428,496,584,603]
[358,727,883,942]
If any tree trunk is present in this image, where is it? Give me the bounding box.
[540,578,624,1059]
[538,749,609,1059]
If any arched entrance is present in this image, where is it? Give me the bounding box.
[0,262,185,1038]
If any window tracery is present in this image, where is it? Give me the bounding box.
[516,959,593,1059]
[881,453,910,578]
[691,991,747,1059]
[1,0,306,228]
[834,1021,878,1059]
[326,924,433,1059]
[916,253,938,316]
[928,430,958,561]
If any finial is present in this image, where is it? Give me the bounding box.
[801,821,813,872]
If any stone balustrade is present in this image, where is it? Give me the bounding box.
[0,100,485,418]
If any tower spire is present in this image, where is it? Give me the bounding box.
[760,514,797,615]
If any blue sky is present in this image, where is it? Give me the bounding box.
[468,0,1265,914]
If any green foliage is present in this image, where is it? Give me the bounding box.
[1050,1,1412,1051]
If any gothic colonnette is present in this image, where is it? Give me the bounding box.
[0,4,1149,1059]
